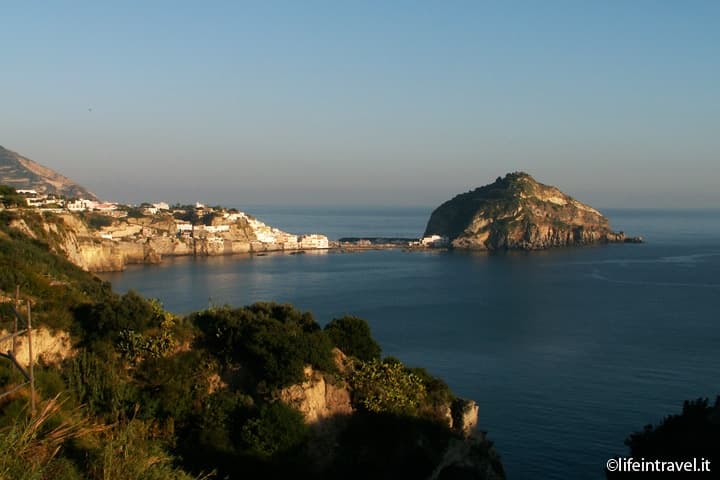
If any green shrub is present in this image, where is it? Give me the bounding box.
[328,413,456,480]
[88,419,195,480]
[125,207,145,219]
[75,290,156,343]
[35,366,69,398]
[239,402,308,459]
[408,367,454,412]
[193,302,335,389]
[62,350,137,420]
[0,185,25,208]
[350,360,426,415]
[324,315,381,361]
[133,350,215,423]
[84,213,113,230]
[609,397,720,479]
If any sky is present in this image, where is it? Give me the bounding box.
[1,1,719,207]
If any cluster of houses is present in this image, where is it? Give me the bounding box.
[10,189,331,250]
[174,213,329,249]
[15,189,122,214]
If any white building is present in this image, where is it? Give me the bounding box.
[276,233,298,244]
[94,202,118,212]
[67,199,96,212]
[25,196,47,207]
[299,234,329,249]
[420,235,449,247]
[223,212,246,222]
[204,225,230,233]
[153,202,170,210]
[255,229,278,243]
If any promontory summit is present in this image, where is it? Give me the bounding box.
[424,172,640,250]
[0,145,98,200]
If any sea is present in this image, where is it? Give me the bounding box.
[98,207,720,479]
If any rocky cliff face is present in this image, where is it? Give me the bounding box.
[276,354,498,478]
[0,327,73,367]
[425,172,629,250]
[278,365,354,423]
[278,350,480,436]
[5,209,328,272]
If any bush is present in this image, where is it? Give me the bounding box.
[0,185,25,208]
[324,316,381,361]
[125,207,145,219]
[408,367,454,410]
[75,291,157,343]
[193,303,335,389]
[328,413,457,480]
[87,419,195,480]
[350,360,426,415]
[62,350,137,420]
[608,397,720,478]
[240,402,308,459]
[84,213,113,230]
[133,350,215,423]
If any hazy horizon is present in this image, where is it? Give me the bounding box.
[3,2,718,208]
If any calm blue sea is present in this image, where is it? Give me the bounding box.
[99,207,720,479]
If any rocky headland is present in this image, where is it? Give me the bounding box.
[424,172,641,250]
[3,207,330,272]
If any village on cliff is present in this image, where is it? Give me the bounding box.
[2,189,448,273]
[8,188,332,248]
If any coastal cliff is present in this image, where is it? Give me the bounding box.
[4,207,329,272]
[425,172,635,250]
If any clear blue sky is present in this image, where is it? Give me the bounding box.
[2,1,718,207]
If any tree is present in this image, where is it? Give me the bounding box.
[193,303,335,389]
[0,185,25,207]
[324,316,381,361]
[607,397,720,478]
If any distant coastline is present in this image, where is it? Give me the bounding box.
[1,188,643,274]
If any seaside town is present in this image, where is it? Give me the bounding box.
[1,188,449,261]
[6,188,331,249]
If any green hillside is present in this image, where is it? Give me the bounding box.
[0,206,504,480]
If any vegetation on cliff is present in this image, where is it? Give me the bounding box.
[424,172,627,250]
[0,212,504,479]
[607,397,720,478]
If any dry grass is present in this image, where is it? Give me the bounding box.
[0,395,107,479]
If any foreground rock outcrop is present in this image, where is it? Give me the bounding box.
[276,358,502,479]
[0,327,73,366]
[425,172,638,250]
[278,365,353,423]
